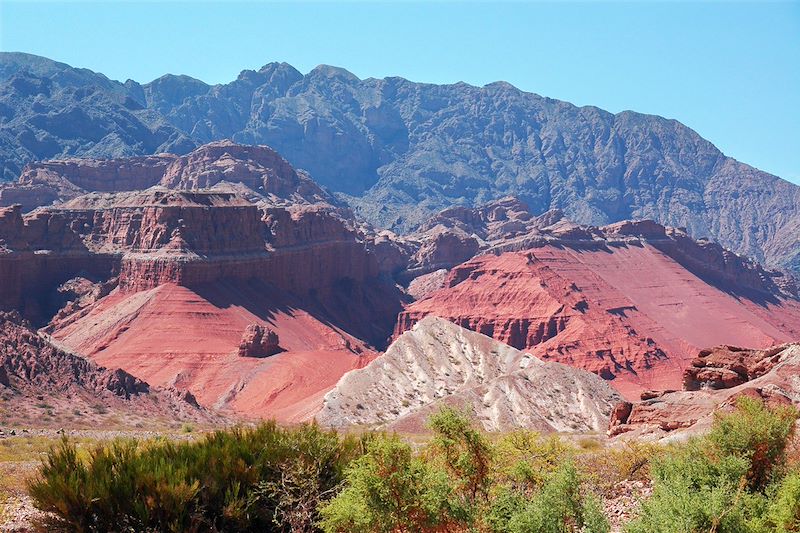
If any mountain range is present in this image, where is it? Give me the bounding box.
[2,52,800,273]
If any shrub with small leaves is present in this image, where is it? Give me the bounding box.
[29,422,364,532]
[626,397,800,533]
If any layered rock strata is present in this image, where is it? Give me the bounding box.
[0,141,334,211]
[395,206,800,398]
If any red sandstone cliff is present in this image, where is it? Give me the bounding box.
[0,147,400,420]
[395,211,800,399]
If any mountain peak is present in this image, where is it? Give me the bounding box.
[308,64,360,82]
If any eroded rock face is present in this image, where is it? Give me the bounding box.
[400,199,798,301]
[0,148,403,420]
[238,324,281,358]
[318,316,622,432]
[608,343,800,440]
[0,185,398,339]
[0,311,217,425]
[0,141,334,212]
[683,345,784,391]
[394,218,800,398]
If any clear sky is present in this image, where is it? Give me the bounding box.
[1,1,799,183]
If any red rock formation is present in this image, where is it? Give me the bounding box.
[411,229,480,273]
[683,345,784,391]
[608,343,800,439]
[0,312,217,427]
[403,201,796,302]
[396,245,800,399]
[159,141,331,205]
[0,183,60,212]
[0,141,334,211]
[1,187,399,336]
[19,154,175,192]
[0,149,403,423]
[49,281,377,421]
[238,324,281,357]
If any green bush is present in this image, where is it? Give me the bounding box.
[499,462,609,533]
[755,470,800,533]
[318,434,463,533]
[29,422,364,532]
[626,397,800,533]
[625,442,754,533]
[708,396,798,490]
[426,406,493,506]
[494,429,575,490]
[321,407,608,533]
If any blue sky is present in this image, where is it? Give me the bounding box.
[2,1,799,183]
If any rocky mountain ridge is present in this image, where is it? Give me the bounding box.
[2,52,800,273]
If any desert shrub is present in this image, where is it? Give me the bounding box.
[751,469,800,533]
[494,462,609,533]
[321,408,608,533]
[579,440,662,497]
[29,422,364,532]
[493,429,575,490]
[426,406,493,506]
[318,434,463,533]
[625,442,754,533]
[626,397,800,533]
[249,424,366,532]
[708,396,798,490]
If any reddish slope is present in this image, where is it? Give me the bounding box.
[0,312,218,428]
[51,280,375,421]
[397,246,800,399]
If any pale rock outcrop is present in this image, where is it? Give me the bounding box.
[318,316,621,432]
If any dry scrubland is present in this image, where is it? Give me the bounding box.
[0,397,798,532]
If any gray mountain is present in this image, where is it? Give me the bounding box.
[2,52,799,272]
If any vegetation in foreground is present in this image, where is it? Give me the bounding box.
[24,397,800,532]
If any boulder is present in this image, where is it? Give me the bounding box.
[238,324,281,358]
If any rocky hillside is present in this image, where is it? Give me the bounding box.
[0,140,335,211]
[1,137,799,425]
[317,316,621,432]
[608,342,800,441]
[0,148,401,420]
[1,52,799,272]
[394,204,800,399]
[0,311,215,428]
